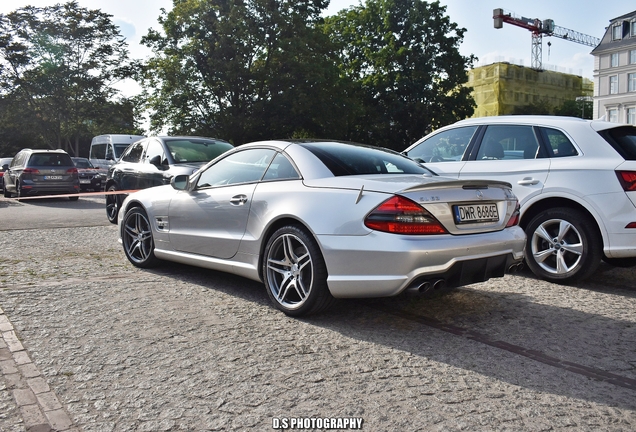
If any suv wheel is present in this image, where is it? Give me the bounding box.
[106,184,121,224]
[525,207,602,283]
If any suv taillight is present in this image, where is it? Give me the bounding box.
[66,167,78,174]
[616,171,636,191]
[364,196,448,235]
[22,168,39,174]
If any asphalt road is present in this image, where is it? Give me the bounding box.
[0,194,109,230]
[1,194,636,431]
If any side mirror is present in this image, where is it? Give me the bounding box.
[149,155,163,167]
[171,174,189,190]
[1,164,8,170]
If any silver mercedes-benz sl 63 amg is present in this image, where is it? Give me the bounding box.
[118,140,525,316]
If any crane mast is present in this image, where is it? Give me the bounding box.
[493,8,600,71]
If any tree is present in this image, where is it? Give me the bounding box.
[140,0,346,144]
[0,1,141,157]
[324,0,476,150]
[554,99,593,119]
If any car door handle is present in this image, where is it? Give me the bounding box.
[230,195,248,205]
[517,177,540,186]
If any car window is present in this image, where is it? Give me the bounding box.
[90,143,106,160]
[72,158,92,168]
[598,126,636,160]
[164,138,234,163]
[538,127,579,158]
[121,141,146,163]
[406,126,477,163]
[300,141,432,176]
[476,125,540,160]
[196,148,276,188]
[262,153,300,181]
[144,140,165,164]
[29,153,73,166]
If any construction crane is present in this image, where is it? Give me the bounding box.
[493,8,601,71]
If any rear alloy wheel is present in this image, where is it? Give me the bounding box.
[121,207,159,268]
[525,208,602,283]
[106,184,121,224]
[2,180,10,198]
[263,225,333,316]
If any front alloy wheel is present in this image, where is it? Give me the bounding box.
[263,225,333,316]
[525,208,601,283]
[122,207,159,268]
[106,184,121,224]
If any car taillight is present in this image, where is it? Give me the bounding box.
[67,167,78,174]
[22,168,39,174]
[364,196,448,235]
[616,171,636,191]
[506,201,520,227]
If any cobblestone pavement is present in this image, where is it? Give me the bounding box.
[1,225,635,431]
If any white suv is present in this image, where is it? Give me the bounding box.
[404,116,636,283]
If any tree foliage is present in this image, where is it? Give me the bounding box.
[0,1,141,157]
[324,0,476,150]
[513,98,593,119]
[140,0,347,144]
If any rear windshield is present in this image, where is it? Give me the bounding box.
[598,126,636,160]
[72,158,93,168]
[28,153,73,167]
[299,141,434,176]
[165,138,234,163]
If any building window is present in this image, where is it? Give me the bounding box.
[608,109,619,123]
[630,73,636,92]
[613,24,622,40]
[611,53,619,67]
[632,20,636,37]
[631,50,636,64]
[610,75,618,94]
[628,108,636,125]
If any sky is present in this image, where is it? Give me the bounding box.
[1,0,633,97]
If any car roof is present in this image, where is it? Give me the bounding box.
[452,115,622,132]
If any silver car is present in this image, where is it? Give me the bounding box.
[118,140,525,316]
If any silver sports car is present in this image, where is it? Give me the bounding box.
[118,140,525,316]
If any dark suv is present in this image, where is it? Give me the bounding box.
[3,149,80,200]
[105,136,233,223]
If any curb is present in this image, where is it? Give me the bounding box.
[0,306,77,432]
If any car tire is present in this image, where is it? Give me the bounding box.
[106,184,121,224]
[69,194,79,201]
[525,207,602,283]
[263,225,334,316]
[2,180,10,198]
[121,206,160,268]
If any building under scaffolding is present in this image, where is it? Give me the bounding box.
[467,62,593,118]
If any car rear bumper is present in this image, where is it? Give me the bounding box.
[318,226,526,298]
[20,183,79,196]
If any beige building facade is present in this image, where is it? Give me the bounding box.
[591,10,636,124]
[467,62,592,118]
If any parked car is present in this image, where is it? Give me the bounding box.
[89,134,145,174]
[0,157,12,183]
[3,149,79,200]
[72,157,104,192]
[117,139,525,316]
[105,136,233,223]
[403,115,636,283]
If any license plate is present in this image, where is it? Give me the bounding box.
[80,179,91,184]
[454,203,499,224]
[44,175,63,180]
